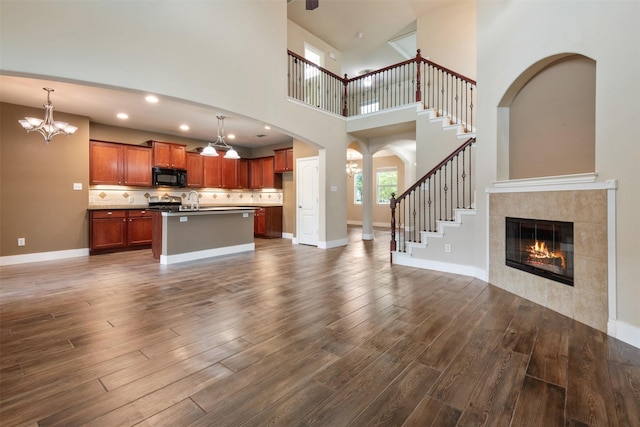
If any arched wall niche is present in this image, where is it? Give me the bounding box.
[497,54,596,180]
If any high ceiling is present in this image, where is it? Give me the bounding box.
[0,1,427,150]
[287,0,424,78]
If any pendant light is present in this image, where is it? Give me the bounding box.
[18,87,78,143]
[201,115,240,159]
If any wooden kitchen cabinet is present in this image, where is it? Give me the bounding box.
[274,147,294,172]
[127,209,153,246]
[202,151,242,189]
[124,146,153,186]
[238,159,249,189]
[90,210,127,253]
[150,141,187,169]
[90,140,152,186]
[186,152,204,188]
[90,209,152,254]
[221,157,239,189]
[254,206,283,238]
[249,156,282,189]
[203,154,222,188]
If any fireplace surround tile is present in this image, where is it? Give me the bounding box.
[489,188,608,332]
[546,281,574,317]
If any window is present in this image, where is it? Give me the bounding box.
[360,100,379,114]
[377,167,397,204]
[353,172,363,205]
[304,43,324,79]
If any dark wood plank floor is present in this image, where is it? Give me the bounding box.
[1,227,639,426]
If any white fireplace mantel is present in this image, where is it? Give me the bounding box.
[487,173,617,193]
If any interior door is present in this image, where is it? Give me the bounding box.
[296,157,319,246]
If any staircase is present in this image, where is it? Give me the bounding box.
[287,48,478,272]
[391,134,476,258]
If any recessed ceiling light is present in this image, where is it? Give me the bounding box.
[117,113,128,119]
[264,125,271,130]
[180,124,189,131]
[227,134,236,140]
[145,95,159,103]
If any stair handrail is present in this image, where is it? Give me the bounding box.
[390,137,476,256]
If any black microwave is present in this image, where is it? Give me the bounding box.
[152,167,187,187]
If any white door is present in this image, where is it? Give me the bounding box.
[297,157,319,246]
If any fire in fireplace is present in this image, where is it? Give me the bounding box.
[505,217,574,286]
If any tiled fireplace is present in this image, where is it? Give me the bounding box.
[488,177,614,332]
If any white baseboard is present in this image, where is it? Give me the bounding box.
[392,253,488,281]
[160,243,254,265]
[318,238,349,249]
[0,248,89,266]
[347,220,390,228]
[609,320,640,349]
[282,232,293,240]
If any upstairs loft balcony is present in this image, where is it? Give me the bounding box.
[287,49,476,134]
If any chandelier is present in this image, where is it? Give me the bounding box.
[346,155,361,177]
[18,88,78,143]
[201,115,240,159]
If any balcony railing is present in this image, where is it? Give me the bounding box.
[287,49,476,132]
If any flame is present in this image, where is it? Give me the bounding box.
[527,240,566,270]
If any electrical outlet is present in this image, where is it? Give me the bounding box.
[73,183,82,190]
[444,244,451,253]
[180,217,188,222]
[18,238,25,246]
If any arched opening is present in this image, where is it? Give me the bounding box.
[498,54,596,180]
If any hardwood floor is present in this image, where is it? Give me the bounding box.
[1,227,638,426]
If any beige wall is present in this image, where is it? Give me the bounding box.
[509,56,595,179]
[287,20,342,76]
[417,0,476,80]
[1,103,90,256]
[347,155,405,226]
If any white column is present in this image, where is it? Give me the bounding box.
[361,153,374,240]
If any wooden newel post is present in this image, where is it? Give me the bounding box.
[390,193,397,262]
[415,49,422,103]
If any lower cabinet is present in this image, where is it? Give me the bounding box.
[254,206,283,238]
[90,209,153,254]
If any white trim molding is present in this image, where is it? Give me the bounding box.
[0,248,89,266]
[392,252,488,282]
[487,173,617,193]
[318,238,349,249]
[160,243,254,265]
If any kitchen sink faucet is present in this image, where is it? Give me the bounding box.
[187,191,200,211]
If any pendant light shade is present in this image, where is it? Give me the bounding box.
[201,115,240,158]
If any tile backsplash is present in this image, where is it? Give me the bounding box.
[88,187,283,207]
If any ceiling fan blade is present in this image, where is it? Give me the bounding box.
[306,0,318,10]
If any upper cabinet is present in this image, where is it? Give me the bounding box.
[274,148,294,173]
[90,140,152,186]
[186,152,204,188]
[250,156,282,189]
[149,140,187,169]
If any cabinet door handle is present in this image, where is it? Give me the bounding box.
[107,212,113,215]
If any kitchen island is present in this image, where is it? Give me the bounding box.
[152,207,257,265]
